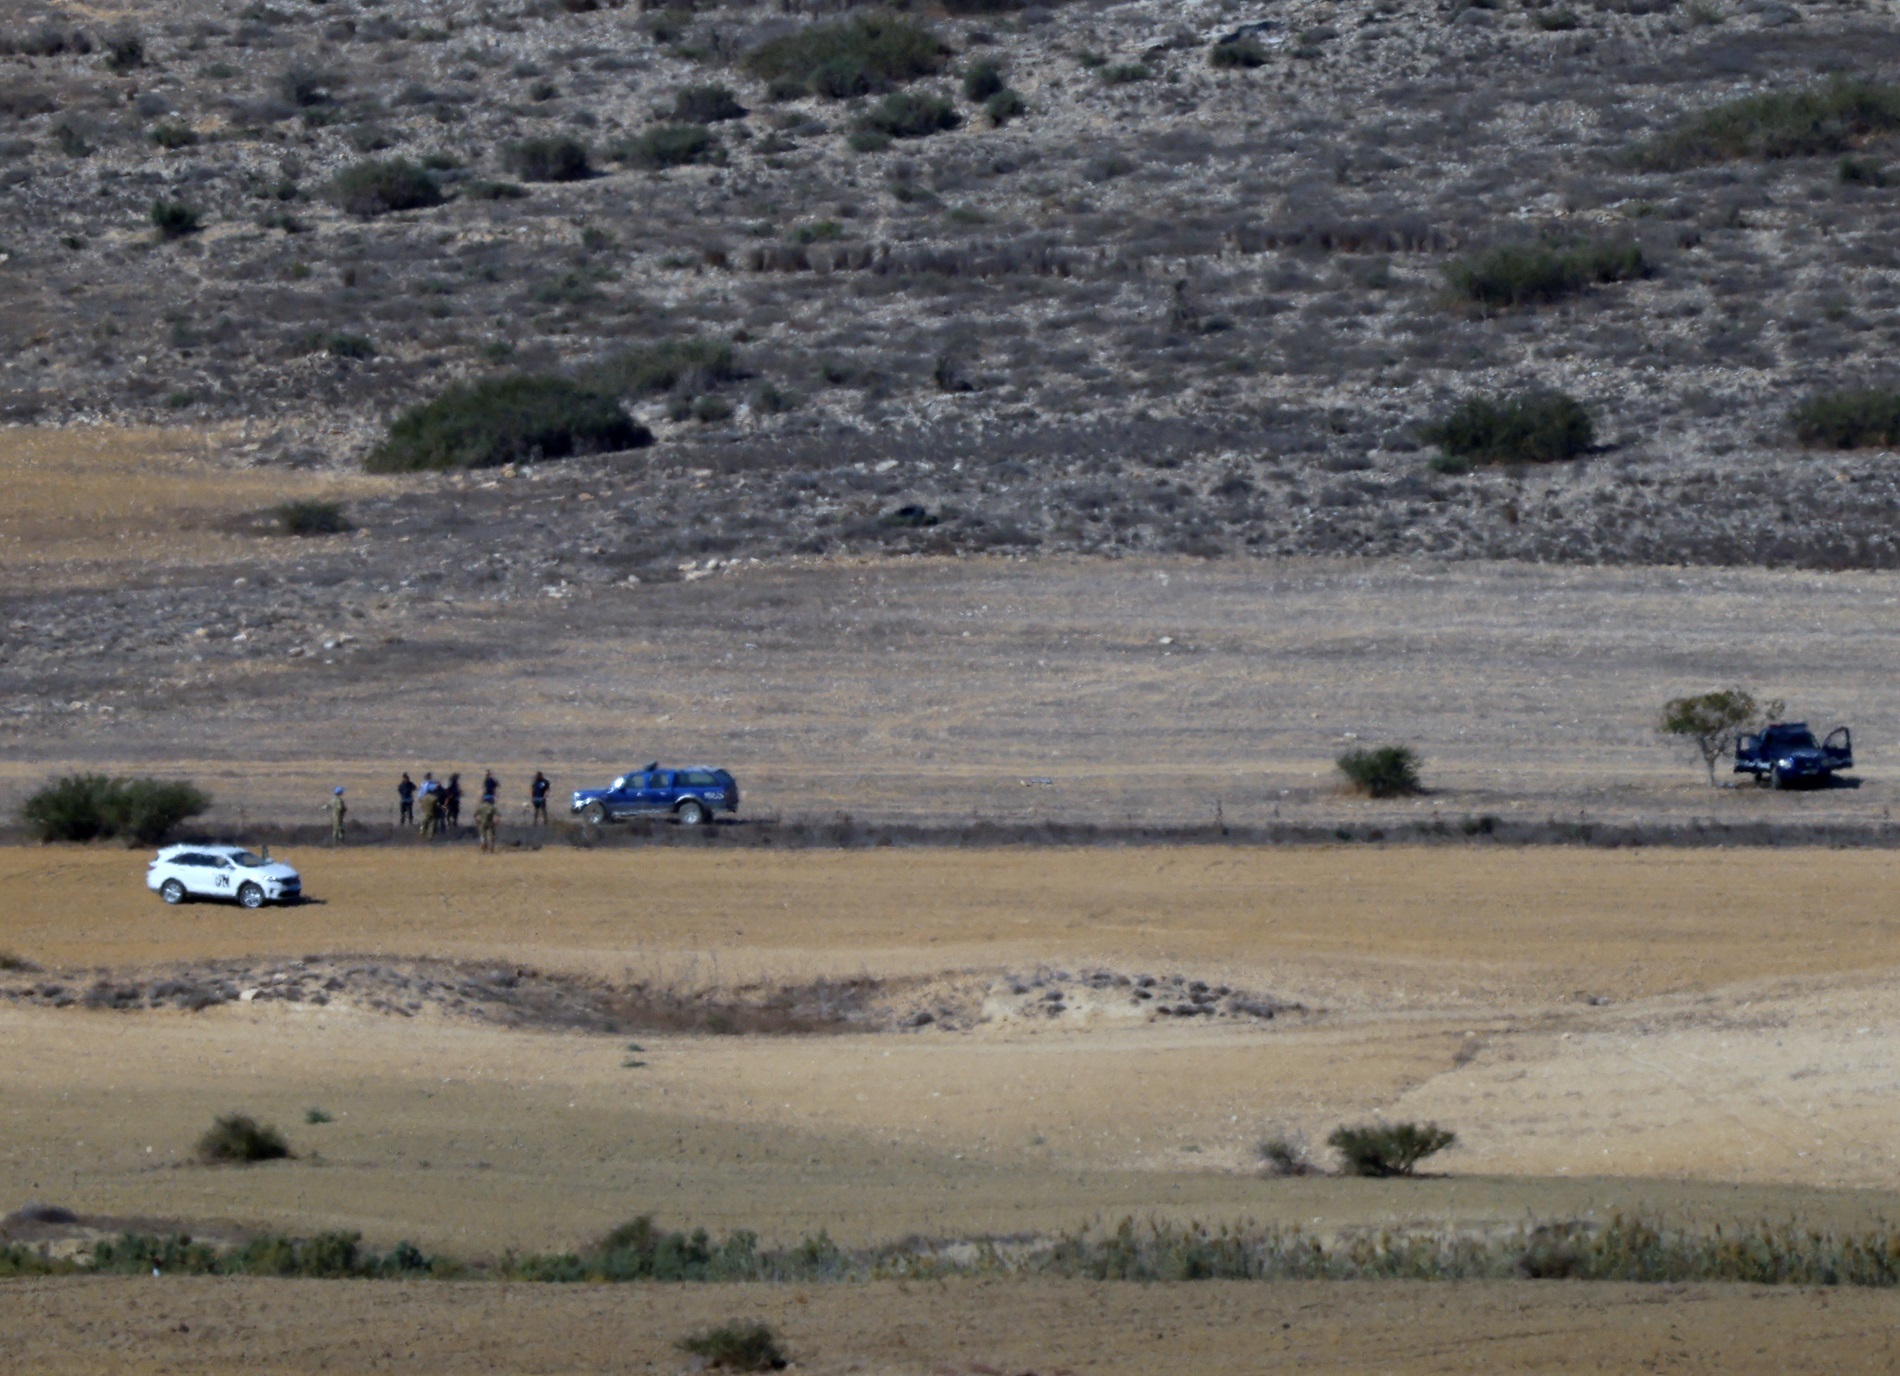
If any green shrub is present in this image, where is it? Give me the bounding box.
[672,84,747,122]
[1099,62,1151,85]
[304,1107,334,1124]
[963,59,1005,101]
[590,337,738,397]
[984,88,1026,126]
[1444,240,1648,309]
[275,499,351,536]
[20,774,211,844]
[150,200,201,239]
[1335,745,1422,798]
[505,135,592,182]
[1790,388,1900,448]
[1420,391,1593,468]
[1209,36,1268,68]
[1532,7,1581,28]
[1839,154,1890,186]
[151,120,199,149]
[848,128,892,153]
[465,179,529,200]
[104,32,145,73]
[1659,686,1781,785]
[331,159,444,217]
[678,1322,789,1372]
[1327,1122,1456,1177]
[618,123,720,169]
[196,1114,291,1165]
[368,376,651,472]
[858,91,960,139]
[744,15,948,100]
[303,331,375,361]
[1639,78,1900,170]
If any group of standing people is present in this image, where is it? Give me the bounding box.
[390,769,555,852]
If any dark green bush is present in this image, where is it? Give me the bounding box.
[275,499,351,536]
[963,59,1005,101]
[1100,62,1151,85]
[509,1216,771,1283]
[1335,745,1422,798]
[678,1322,789,1372]
[1421,391,1593,468]
[848,128,892,153]
[1532,7,1581,28]
[744,15,948,100]
[618,123,720,169]
[858,91,960,139]
[303,331,375,361]
[1209,36,1268,68]
[984,88,1026,126]
[196,1114,290,1165]
[505,135,592,182]
[1790,388,1900,448]
[331,159,444,217]
[1839,154,1890,186]
[368,376,651,472]
[150,200,201,239]
[1327,1122,1456,1177]
[1639,78,1900,170]
[21,774,211,844]
[151,120,198,149]
[465,179,529,200]
[590,337,739,397]
[104,32,145,73]
[673,84,747,122]
[1444,240,1648,309]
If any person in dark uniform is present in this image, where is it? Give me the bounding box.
[531,771,551,825]
[444,773,463,830]
[481,770,498,805]
[397,772,416,826]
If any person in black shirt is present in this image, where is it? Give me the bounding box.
[397,772,416,826]
[481,770,498,805]
[531,771,551,825]
[444,773,463,829]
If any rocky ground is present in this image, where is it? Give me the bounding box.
[4,0,1900,575]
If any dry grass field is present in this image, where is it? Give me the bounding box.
[6,845,1900,1368]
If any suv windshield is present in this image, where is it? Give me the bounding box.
[1763,726,1817,752]
[229,851,267,867]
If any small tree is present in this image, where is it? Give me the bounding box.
[1327,1121,1456,1177]
[1336,745,1422,798]
[1659,687,1783,785]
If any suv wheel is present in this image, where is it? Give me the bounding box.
[160,878,187,905]
[238,882,265,909]
[583,801,608,826]
[676,800,707,826]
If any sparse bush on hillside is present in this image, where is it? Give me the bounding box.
[962,59,1005,101]
[589,337,739,397]
[744,15,948,100]
[858,91,960,139]
[1209,36,1268,68]
[1444,240,1648,309]
[150,200,201,239]
[275,499,351,536]
[505,135,592,182]
[677,1322,789,1372]
[151,120,198,150]
[103,32,145,73]
[196,1114,291,1165]
[672,84,747,123]
[1335,745,1422,798]
[367,376,650,472]
[1790,388,1900,449]
[332,159,443,217]
[617,123,720,169]
[1099,62,1151,85]
[1328,1122,1456,1177]
[984,88,1026,126]
[1639,78,1900,169]
[1421,391,1593,469]
[21,774,211,844]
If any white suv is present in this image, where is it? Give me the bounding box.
[147,845,302,908]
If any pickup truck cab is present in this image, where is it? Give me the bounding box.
[1735,722,1853,789]
[571,763,739,826]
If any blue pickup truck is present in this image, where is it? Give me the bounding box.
[571,763,739,825]
[1735,722,1853,789]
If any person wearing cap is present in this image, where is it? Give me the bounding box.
[329,787,348,844]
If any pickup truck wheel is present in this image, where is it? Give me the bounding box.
[238,882,265,909]
[676,800,707,826]
[160,878,187,905]
[582,802,608,826]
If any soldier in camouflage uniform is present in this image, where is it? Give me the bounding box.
[417,784,439,838]
[329,787,347,844]
[474,795,499,854]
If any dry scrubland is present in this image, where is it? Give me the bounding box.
[7,431,1900,832]
[4,0,1900,572]
[7,846,1900,1367]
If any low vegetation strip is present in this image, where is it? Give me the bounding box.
[1639,79,1900,170]
[11,1215,1900,1287]
[366,375,651,472]
[1444,240,1648,309]
[1790,388,1900,449]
